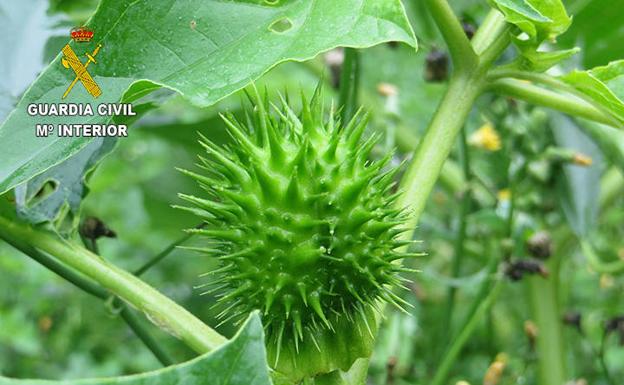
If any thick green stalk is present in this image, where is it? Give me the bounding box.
[399,3,510,234]
[398,71,483,232]
[471,10,507,55]
[0,215,227,354]
[425,0,478,71]
[488,79,620,127]
[489,70,623,128]
[527,257,566,385]
[5,234,174,366]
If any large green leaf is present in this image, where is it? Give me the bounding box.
[0,312,271,385]
[489,0,571,43]
[0,0,416,195]
[561,60,624,124]
[13,93,170,227]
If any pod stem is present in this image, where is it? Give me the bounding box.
[431,266,503,385]
[527,256,567,385]
[0,215,227,355]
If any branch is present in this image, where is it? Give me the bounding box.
[4,233,174,365]
[133,223,204,276]
[425,0,478,71]
[0,215,227,354]
[489,69,623,128]
[397,73,484,233]
[431,266,503,385]
[338,47,361,123]
[471,9,508,55]
[488,79,621,127]
[581,240,624,274]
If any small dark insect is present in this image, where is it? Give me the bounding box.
[505,259,549,281]
[604,316,624,345]
[425,48,449,82]
[80,217,117,240]
[462,21,476,39]
[562,311,582,332]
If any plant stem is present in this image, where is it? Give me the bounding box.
[441,128,471,342]
[80,237,175,366]
[398,72,483,232]
[488,79,619,127]
[527,257,566,385]
[4,235,108,299]
[425,0,478,71]
[431,271,503,385]
[338,47,360,123]
[490,69,623,127]
[471,10,507,55]
[118,309,174,366]
[580,240,624,274]
[398,1,512,233]
[5,233,174,366]
[133,223,204,276]
[598,332,615,385]
[0,215,227,354]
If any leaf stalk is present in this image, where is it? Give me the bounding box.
[0,215,227,355]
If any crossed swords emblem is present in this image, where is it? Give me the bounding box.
[61,43,102,99]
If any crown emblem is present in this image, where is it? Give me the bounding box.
[70,26,94,42]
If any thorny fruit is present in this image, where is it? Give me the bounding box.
[178,86,419,380]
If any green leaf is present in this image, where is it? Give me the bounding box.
[0,312,271,385]
[14,137,116,226]
[510,38,579,72]
[0,0,416,195]
[13,92,169,227]
[489,0,571,43]
[561,60,624,124]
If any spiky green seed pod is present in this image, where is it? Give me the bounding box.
[178,87,414,381]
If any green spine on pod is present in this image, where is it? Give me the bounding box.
[178,85,417,381]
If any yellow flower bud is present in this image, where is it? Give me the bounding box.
[483,353,508,385]
[497,188,511,202]
[572,153,592,166]
[469,123,502,151]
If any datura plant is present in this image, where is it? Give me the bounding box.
[177,87,416,380]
